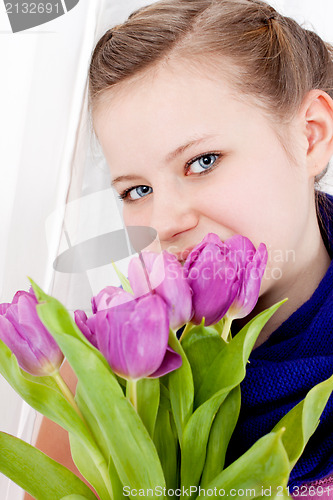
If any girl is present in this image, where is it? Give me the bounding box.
[29,0,333,497]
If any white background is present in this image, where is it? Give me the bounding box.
[0,0,332,497]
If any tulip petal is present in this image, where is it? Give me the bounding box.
[0,314,22,349]
[0,315,47,375]
[151,252,193,329]
[0,303,10,315]
[12,290,32,305]
[93,304,134,379]
[74,310,98,348]
[121,295,169,379]
[200,233,224,247]
[17,295,59,348]
[226,238,268,320]
[184,241,238,326]
[94,294,170,380]
[108,290,135,309]
[6,297,43,344]
[129,251,192,330]
[128,254,153,297]
[92,286,133,313]
[186,233,224,261]
[225,235,256,270]
[253,243,268,280]
[147,252,166,290]
[190,267,238,325]
[1,293,63,375]
[149,346,182,378]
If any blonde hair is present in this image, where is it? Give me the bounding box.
[89,0,333,116]
[88,0,333,230]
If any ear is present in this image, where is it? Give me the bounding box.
[301,89,333,178]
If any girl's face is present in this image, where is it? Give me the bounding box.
[93,61,313,298]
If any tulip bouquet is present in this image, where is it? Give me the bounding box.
[0,233,332,500]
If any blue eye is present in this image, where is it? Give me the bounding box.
[119,185,152,202]
[188,153,219,174]
[118,152,220,203]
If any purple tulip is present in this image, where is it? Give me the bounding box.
[0,289,64,376]
[224,235,268,320]
[91,286,133,313]
[183,233,239,326]
[74,310,98,348]
[75,286,134,348]
[128,251,193,330]
[86,293,182,380]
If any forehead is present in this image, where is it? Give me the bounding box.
[92,60,279,166]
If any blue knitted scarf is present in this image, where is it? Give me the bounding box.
[226,193,333,489]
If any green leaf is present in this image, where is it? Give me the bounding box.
[181,389,229,491]
[195,430,290,499]
[63,335,165,491]
[200,385,241,487]
[153,406,179,491]
[180,301,286,492]
[29,279,111,370]
[75,384,126,500]
[74,385,126,498]
[31,284,165,491]
[272,374,333,469]
[167,329,194,443]
[159,382,172,412]
[137,377,160,437]
[1,281,116,498]
[69,434,111,500]
[111,261,134,294]
[195,300,286,407]
[0,339,107,496]
[75,383,110,461]
[0,337,66,416]
[0,432,97,500]
[181,324,226,400]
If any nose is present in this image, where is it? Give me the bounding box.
[149,185,199,244]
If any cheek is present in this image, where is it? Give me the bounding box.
[123,205,150,228]
[123,208,135,227]
[195,156,303,252]
[195,167,270,228]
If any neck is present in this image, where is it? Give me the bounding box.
[232,231,331,349]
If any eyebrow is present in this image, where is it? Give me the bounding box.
[110,135,218,188]
[111,174,144,187]
[165,135,218,162]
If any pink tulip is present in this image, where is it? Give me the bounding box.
[74,309,98,348]
[0,289,63,376]
[87,294,182,380]
[91,286,133,313]
[75,286,134,348]
[224,235,268,320]
[183,233,268,326]
[128,251,193,330]
[183,234,239,325]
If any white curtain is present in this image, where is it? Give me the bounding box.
[0,0,332,498]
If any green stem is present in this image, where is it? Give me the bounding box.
[212,318,225,336]
[168,327,178,350]
[52,371,114,499]
[126,378,138,411]
[221,316,233,343]
[52,370,84,420]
